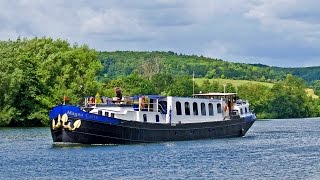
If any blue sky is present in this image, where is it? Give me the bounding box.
[1,0,320,67]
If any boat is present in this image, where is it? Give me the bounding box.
[49,90,256,144]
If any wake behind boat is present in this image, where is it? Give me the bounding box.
[49,91,256,144]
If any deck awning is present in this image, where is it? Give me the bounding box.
[193,92,237,96]
[132,95,166,100]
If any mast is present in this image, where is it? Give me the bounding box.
[193,71,195,97]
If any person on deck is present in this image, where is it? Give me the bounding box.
[114,87,122,101]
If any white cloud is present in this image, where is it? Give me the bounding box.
[0,0,320,67]
[244,0,320,45]
[202,41,236,60]
[80,9,142,35]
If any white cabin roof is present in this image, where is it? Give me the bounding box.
[193,92,237,96]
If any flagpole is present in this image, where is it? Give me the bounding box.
[193,71,195,97]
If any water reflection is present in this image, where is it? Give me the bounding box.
[51,142,118,149]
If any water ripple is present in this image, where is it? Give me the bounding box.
[0,118,320,179]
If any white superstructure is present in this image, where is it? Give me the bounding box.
[84,93,254,124]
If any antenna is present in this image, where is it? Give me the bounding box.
[193,71,195,97]
[223,84,226,100]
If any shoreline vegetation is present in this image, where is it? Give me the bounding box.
[1,37,320,127]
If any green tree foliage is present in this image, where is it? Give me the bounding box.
[238,83,274,119]
[200,79,212,93]
[0,40,23,126]
[98,51,290,83]
[105,72,155,96]
[105,74,196,97]
[269,75,315,118]
[150,73,174,95]
[237,75,320,119]
[199,79,236,93]
[225,83,236,93]
[281,66,320,83]
[0,38,102,126]
[139,56,164,80]
[311,80,320,95]
[165,76,197,97]
[99,51,320,84]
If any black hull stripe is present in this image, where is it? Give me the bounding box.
[62,130,244,144]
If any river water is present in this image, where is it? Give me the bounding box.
[0,118,319,179]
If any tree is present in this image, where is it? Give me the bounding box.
[0,39,27,126]
[205,69,217,79]
[238,83,274,119]
[311,80,320,95]
[270,75,310,118]
[226,83,236,93]
[139,55,164,80]
[151,73,174,94]
[201,79,212,93]
[165,76,198,97]
[105,72,155,96]
[0,37,103,126]
[212,81,220,92]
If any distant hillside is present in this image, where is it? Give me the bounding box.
[195,78,318,99]
[282,67,320,83]
[195,78,274,88]
[98,51,320,84]
[250,64,320,83]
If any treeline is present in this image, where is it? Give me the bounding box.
[99,51,286,82]
[237,75,320,118]
[281,66,320,83]
[0,38,319,127]
[99,51,320,94]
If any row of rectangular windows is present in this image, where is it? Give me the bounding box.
[98,110,114,118]
[176,102,222,116]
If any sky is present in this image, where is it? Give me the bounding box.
[1,0,320,67]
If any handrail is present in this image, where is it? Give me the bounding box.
[84,98,168,114]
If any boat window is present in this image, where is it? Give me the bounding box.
[201,103,206,116]
[217,103,222,113]
[149,99,154,112]
[185,102,190,115]
[193,102,198,115]
[111,113,115,118]
[245,107,248,113]
[208,103,214,116]
[98,110,102,115]
[240,108,243,115]
[231,110,238,116]
[105,112,109,117]
[176,101,182,115]
[143,114,147,122]
[156,115,159,122]
[158,101,167,114]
